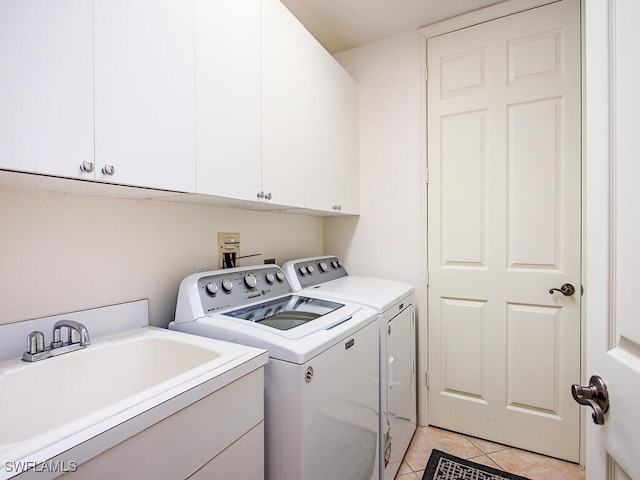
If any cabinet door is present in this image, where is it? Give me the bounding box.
[94,0,196,192]
[261,0,310,208]
[305,48,359,214]
[0,0,94,179]
[195,0,262,201]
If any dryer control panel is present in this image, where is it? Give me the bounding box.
[283,256,348,290]
[197,265,294,314]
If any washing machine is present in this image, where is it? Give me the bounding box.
[282,256,416,480]
[169,264,380,480]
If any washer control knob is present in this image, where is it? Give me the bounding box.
[265,272,275,284]
[276,271,285,282]
[307,265,315,274]
[331,260,339,269]
[299,266,308,276]
[337,260,343,268]
[319,261,328,272]
[221,279,233,293]
[205,282,218,296]
[244,274,257,289]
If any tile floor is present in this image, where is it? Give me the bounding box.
[395,426,586,480]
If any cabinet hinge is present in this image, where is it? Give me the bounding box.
[425,169,429,184]
[425,66,429,82]
[426,371,430,388]
[425,270,429,286]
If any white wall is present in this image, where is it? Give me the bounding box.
[325,30,427,421]
[0,186,323,327]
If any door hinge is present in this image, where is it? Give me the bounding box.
[425,270,429,286]
[425,66,429,82]
[426,371,430,388]
[425,168,429,183]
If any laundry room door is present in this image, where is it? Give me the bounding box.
[426,0,581,462]
[584,0,640,478]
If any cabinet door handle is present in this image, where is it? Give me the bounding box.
[79,161,94,173]
[257,191,264,199]
[102,164,115,176]
[265,192,272,200]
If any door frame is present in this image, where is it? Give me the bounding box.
[419,0,587,466]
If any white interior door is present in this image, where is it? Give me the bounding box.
[427,0,582,461]
[584,1,640,478]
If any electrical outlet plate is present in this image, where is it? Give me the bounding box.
[217,232,240,269]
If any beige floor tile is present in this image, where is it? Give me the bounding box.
[465,436,511,454]
[489,448,586,480]
[467,454,505,471]
[396,462,413,475]
[402,426,482,471]
[395,473,420,480]
[414,470,424,479]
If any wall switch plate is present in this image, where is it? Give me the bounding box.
[217,232,240,269]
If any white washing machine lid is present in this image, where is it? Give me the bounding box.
[176,299,377,364]
[303,276,414,314]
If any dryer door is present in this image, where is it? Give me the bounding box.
[385,305,417,480]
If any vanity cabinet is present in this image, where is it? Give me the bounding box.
[0,0,95,180]
[92,0,196,192]
[55,368,265,480]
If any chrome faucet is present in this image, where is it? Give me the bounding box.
[51,320,91,348]
[22,320,91,362]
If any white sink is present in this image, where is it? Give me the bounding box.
[0,326,259,478]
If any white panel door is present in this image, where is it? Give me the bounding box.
[0,0,94,179]
[195,0,262,201]
[427,0,581,461]
[584,1,640,479]
[94,0,196,192]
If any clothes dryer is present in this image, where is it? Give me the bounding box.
[282,256,416,480]
[170,264,380,480]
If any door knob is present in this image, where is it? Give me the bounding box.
[549,283,576,296]
[571,375,609,425]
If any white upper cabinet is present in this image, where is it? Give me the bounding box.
[93,0,196,192]
[261,0,314,209]
[0,0,94,180]
[262,0,359,213]
[0,0,359,214]
[195,0,262,201]
[304,41,359,214]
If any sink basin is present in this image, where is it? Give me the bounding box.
[0,326,260,476]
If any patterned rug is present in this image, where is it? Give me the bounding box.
[422,449,531,480]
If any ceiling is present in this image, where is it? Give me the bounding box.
[279,0,503,54]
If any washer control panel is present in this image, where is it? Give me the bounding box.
[287,256,348,289]
[197,265,293,314]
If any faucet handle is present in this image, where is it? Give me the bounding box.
[26,331,45,355]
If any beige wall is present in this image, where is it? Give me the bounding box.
[325,31,424,289]
[0,186,323,327]
[325,30,427,422]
